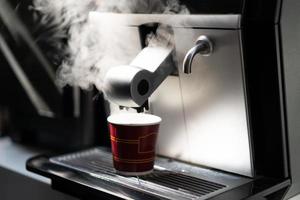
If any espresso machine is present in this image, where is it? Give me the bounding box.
[27,0,300,199]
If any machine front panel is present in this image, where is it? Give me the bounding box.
[152,28,253,177]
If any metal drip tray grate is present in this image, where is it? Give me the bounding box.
[50,148,235,200]
[141,171,225,197]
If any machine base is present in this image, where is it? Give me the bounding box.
[26,147,291,200]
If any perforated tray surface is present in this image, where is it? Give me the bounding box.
[50,148,251,200]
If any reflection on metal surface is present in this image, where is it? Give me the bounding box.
[50,148,252,200]
[89,12,241,29]
[152,28,253,177]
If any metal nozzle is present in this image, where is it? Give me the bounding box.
[183,35,213,74]
[102,46,176,108]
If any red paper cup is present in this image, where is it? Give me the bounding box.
[107,113,161,176]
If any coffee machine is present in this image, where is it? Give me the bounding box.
[27,0,300,199]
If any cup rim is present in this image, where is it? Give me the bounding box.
[107,113,161,126]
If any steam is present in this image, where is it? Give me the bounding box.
[32,0,189,90]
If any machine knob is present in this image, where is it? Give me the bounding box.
[183,35,213,74]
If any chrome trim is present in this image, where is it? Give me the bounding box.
[183,35,213,74]
[89,12,241,29]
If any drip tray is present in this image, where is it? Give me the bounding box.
[48,148,252,200]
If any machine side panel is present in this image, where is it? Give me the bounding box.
[281,0,300,198]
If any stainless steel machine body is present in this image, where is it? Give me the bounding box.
[94,13,253,177]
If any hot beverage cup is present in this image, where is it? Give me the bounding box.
[107,113,161,176]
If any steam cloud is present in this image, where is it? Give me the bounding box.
[33,0,189,90]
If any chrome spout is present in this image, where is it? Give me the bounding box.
[183,35,213,74]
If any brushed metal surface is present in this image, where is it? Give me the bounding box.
[89,12,241,29]
[280,0,300,198]
[96,13,253,177]
[151,76,189,161]
[152,28,253,177]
